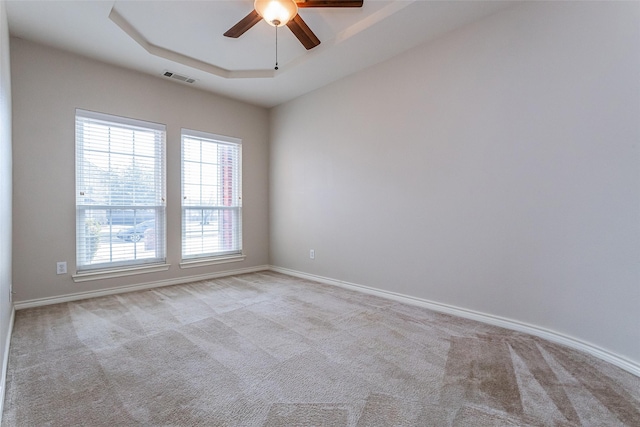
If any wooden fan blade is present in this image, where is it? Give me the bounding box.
[287,14,321,50]
[224,10,262,38]
[296,0,363,7]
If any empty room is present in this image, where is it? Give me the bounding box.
[0,0,638,425]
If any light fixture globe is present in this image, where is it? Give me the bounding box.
[254,0,298,27]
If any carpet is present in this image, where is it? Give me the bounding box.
[3,272,639,426]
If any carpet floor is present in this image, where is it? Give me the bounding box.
[2,271,639,426]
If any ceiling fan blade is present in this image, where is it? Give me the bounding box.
[287,14,321,50]
[224,10,262,38]
[296,0,363,7]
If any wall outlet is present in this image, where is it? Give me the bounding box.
[56,261,67,275]
[310,249,315,260]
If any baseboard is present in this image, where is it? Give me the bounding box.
[14,265,270,310]
[11,264,639,377]
[0,305,15,426]
[270,266,640,378]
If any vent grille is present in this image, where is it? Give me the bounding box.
[163,71,196,84]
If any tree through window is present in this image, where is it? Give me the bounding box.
[75,110,166,271]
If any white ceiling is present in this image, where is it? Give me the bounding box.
[6,0,515,107]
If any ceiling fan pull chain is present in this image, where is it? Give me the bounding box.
[275,25,279,71]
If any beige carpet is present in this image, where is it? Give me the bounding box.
[3,272,639,426]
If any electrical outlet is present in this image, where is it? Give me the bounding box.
[56,261,67,275]
[310,249,315,260]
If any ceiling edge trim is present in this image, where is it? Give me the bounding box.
[336,0,415,43]
[108,1,414,81]
[108,7,275,79]
[276,0,417,71]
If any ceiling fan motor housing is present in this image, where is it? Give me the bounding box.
[224,0,364,50]
[254,0,298,27]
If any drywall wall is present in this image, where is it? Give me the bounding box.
[10,38,269,302]
[0,0,13,409]
[270,2,640,367]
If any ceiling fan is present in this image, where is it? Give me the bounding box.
[224,0,364,50]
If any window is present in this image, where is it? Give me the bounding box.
[181,129,242,261]
[75,109,166,272]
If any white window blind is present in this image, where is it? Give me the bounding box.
[181,129,242,260]
[76,109,166,271]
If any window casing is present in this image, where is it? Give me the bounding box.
[181,129,242,261]
[75,109,166,272]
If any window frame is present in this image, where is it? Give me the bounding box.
[180,128,243,266]
[74,109,167,277]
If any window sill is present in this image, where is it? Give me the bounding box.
[72,263,171,282]
[179,254,246,269]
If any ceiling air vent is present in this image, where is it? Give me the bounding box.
[162,71,196,84]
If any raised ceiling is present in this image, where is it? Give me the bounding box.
[6,0,514,107]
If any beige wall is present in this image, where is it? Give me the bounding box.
[0,0,13,405]
[10,38,270,302]
[270,2,640,366]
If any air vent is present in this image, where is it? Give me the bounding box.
[162,71,196,84]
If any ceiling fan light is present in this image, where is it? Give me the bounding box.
[254,0,298,27]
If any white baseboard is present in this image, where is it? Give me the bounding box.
[0,305,15,426]
[270,266,640,378]
[10,264,639,377]
[14,265,270,310]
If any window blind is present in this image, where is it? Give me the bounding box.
[181,129,242,260]
[76,109,166,271]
